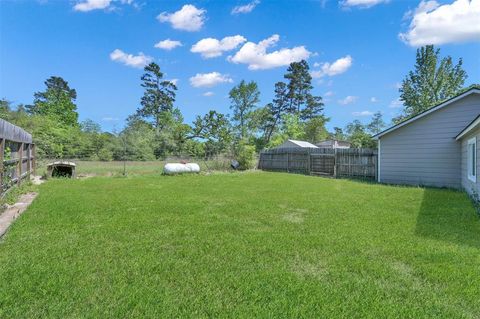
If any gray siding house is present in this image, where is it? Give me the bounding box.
[374,88,480,192]
[456,115,480,195]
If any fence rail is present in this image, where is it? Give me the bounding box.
[258,147,377,180]
[0,119,35,197]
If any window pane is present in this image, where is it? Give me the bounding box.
[468,142,476,178]
[474,144,476,176]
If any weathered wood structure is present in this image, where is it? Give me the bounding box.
[258,147,377,180]
[0,119,35,196]
[46,161,76,179]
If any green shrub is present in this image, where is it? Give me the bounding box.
[97,148,114,162]
[236,141,256,170]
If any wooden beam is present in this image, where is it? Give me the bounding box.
[0,119,32,144]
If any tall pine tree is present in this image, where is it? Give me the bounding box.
[136,62,177,130]
[284,60,324,120]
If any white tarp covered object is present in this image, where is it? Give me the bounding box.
[163,163,200,175]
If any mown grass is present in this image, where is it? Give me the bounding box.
[35,159,232,177]
[0,172,479,318]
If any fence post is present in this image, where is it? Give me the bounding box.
[307,149,311,175]
[0,139,4,194]
[26,143,31,179]
[287,152,290,172]
[18,142,23,185]
[333,148,337,178]
[32,144,36,176]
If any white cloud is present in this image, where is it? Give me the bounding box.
[341,0,389,8]
[400,0,480,46]
[338,95,358,105]
[232,0,260,14]
[311,55,353,78]
[191,35,247,58]
[157,4,206,32]
[352,110,374,116]
[203,91,214,97]
[189,72,233,88]
[74,0,112,11]
[102,117,119,121]
[73,0,134,12]
[109,49,153,68]
[370,97,378,102]
[324,91,335,97]
[167,78,179,86]
[228,34,311,70]
[389,98,403,108]
[154,39,182,50]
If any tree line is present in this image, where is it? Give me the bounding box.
[0,45,472,168]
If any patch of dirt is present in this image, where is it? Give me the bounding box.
[292,256,329,279]
[77,173,96,179]
[31,175,44,185]
[281,207,308,224]
[282,212,304,223]
[0,192,38,238]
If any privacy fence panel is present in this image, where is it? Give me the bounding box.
[311,153,335,176]
[0,119,35,197]
[258,147,377,180]
[335,148,377,179]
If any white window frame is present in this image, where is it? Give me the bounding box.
[467,137,477,183]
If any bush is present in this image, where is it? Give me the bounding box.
[236,141,256,170]
[97,148,114,161]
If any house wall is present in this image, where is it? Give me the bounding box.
[460,126,480,196]
[379,93,480,188]
[335,141,351,149]
[316,140,351,149]
[316,141,334,148]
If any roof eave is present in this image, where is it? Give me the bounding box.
[455,115,480,141]
[374,88,480,139]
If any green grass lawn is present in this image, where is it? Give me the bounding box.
[35,159,232,177]
[1,172,479,318]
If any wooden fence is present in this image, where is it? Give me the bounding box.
[0,119,35,196]
[258,147,377,180]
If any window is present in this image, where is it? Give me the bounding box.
[467,137,477,183]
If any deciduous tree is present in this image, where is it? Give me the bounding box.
[189,110,231,157]
[366,112,386,135]
[396,45,467,123]
[229,80,260,139]
[28,76,79,126]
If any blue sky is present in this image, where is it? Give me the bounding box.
[1,0,479,132]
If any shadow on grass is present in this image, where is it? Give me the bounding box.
[415,188,480,249]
